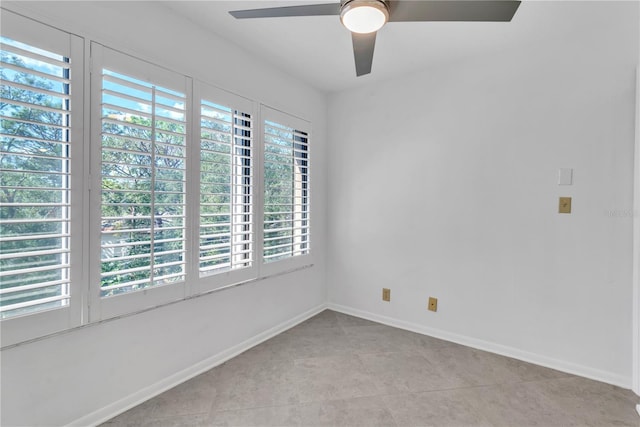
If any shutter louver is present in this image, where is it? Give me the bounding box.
[100,69,186,297]
[0,37,72,318]
[263,120,309,262]
[199,100,253,276]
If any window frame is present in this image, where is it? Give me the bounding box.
[88,43,191,322]
[0,11,85,347]
[190,80,259,294]
[259,106,313,277]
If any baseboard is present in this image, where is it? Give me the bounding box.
[68,303,328,427]
[327,303,632,390]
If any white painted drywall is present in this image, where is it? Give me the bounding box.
[0,2,328,426]
[327,1,638,387]
[634,65,640,401]
[634,41,640,402]
[633,0,640,401]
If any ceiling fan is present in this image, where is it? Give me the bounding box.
[229,0,521,77]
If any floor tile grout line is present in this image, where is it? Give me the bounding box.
[145,410,211,423]
[378,395,401,427]
[209,401,301,414]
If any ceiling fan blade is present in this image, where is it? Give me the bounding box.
[388,1,521,22]
[229,3,340,19]
[352,32,377,77]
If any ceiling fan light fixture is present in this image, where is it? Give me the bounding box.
[340,0,389,34]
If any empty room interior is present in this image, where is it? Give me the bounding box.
[1,0,639,426]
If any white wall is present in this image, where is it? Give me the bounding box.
[328,1,638,388]
[0,2,328,426]
[634,6,640,399]
[634,67,640,401]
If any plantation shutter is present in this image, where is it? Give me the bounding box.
[96,46,187,301]
[262,109,310,264]
[0,36,73,318]
[199,99,253,276]
[0,11,84,346]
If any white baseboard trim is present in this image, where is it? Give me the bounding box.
[327,303,632,390]
[68,303,328,427]
[636,404,640,417]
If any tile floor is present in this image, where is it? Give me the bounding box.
[103,310,640,426]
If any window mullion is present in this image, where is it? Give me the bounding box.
[254,106,265,271]
[231,109,238,270]
[150,86,157,287]
[185,80,198,296]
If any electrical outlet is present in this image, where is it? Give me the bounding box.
[559,197,572,214]
[382,288,391,302]
[428,297,438,312]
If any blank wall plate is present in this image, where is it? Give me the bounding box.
[558,168,573,185]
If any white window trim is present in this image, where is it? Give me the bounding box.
[0,11,85,347]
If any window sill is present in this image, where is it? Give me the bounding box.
[0,263,314,351]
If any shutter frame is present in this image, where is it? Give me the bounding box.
[260,106,312,275]
[90,43,189,321]
[191,80,258,293]
[0,11,84,346]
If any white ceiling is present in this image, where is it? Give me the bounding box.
[161,1,619,92]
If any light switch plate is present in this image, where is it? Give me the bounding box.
[558,168,573,185]
[559,197,572,214]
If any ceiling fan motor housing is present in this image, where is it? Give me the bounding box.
[341,0,389,8]
[340,0,390,33]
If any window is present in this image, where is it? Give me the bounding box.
[0,11,83,346]
[197,83,255,286]
[1,12,315,344]
[99,69,187,297]
[90,44,189,319]
[0,37,72,318]
[262,107,311,271]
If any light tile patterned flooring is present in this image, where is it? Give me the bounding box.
[104,310,640,426]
